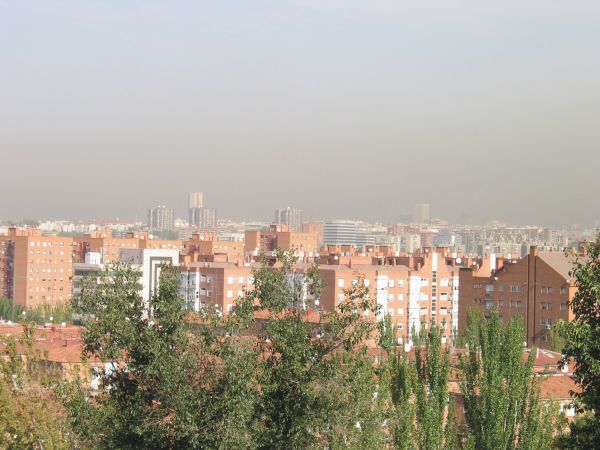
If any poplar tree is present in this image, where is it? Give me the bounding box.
[386,325,455,450]
[459,309,559,450]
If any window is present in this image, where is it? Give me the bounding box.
[510,284,522,293]
[238,276,244,284]
[398,294,404,301]
[388,309,394,316]
[388,280,395,288]
[227,276,233,285]
[560,287,567,295]
[510,300,522,308]
[337,278,345,288]
[485,284,494,294]
[485,300,494,310]
[388,294,395,301]
[398,280,405,287]
[337,293,344,303]
[398,308,404,316]
[227,304,233,313]
[420,278,429,286]
[560,303,568,311]
[541,302,553,310]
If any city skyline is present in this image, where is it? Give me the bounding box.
[0,195,598,230]
[1,1,599,227]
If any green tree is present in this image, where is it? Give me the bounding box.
[459,309,559,450]
[64,254,387,449]
[233,252,385,449]
[63,262,204,449]
[413,326,453,450]
[556,233,600,447]
[385,325,455,450]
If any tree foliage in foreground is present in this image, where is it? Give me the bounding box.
[459,309,561,450]
[0,323,77,449]
[58,254,569,449]
[63,255,385,449]
[384,320,456,450]
[556,233,600,448]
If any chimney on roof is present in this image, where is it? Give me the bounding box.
[530,245,538,257]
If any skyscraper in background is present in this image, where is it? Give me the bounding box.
[189,207,218,229]
[147,206,174,231]
[412,203,431,224]
[188,192,217,229]
[274,207,303,231]
[189,192,203,209]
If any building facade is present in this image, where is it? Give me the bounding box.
[323,220,358,246]
[189,207,218,229]
[458,246,577,349]
[188,192,204,209]
[179,262,252,313]
[0,228,73,309]
[274,207,304,232]
[148,206,174,231]
[412,203,431,224]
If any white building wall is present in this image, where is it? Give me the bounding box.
[375,275,388,320]
[408,275,422,340]
[451,275,459,334]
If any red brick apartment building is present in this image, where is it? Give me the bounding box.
[459,246,577,349]
[182,233,244,263]
[74,229,182,264]
[180,247,462,347]
[245,225,319,258]
[0,228,74,309]
[315,247,461,345]
[179,262,253,314]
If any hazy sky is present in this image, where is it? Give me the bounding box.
[1,1,599,226]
